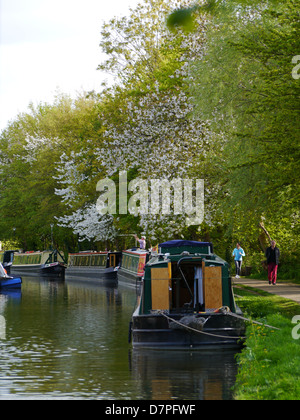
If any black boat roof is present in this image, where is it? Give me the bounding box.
[159,240,213,249]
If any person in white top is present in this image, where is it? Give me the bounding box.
[135,235,146,250]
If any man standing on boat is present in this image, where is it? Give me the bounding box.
[265,240,280,285]
[232,243,246,278]
[135,234,146,250]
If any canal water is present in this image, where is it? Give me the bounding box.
[0,276,239,400]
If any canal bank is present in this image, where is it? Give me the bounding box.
[234,278,300,304]
[232,281,300,400]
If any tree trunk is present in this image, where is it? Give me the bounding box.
[259,221,272,253]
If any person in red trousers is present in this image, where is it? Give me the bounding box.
[265,240,280,285]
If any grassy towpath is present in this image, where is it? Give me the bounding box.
[234,278,300,304]
[232,279,300,400]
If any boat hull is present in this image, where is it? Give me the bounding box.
[131,312,245,350]
[40,262,66,279]
[65,266,107,282]
[103,266,119,280]
[117,269,142,287]
[0,276,22,288]
[12,264,65,279]
[11,265,41,275]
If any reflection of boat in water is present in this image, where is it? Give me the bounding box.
[0,262,22,289]
[117,249,149,287]
[131,240,245,349]
[130,348,239,400]
[11,250,66,279]
[0,288,22,299]
[66,251,122,282]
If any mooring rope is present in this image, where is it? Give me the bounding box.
[157,309,280,341]
[225,312,280,330]
[158,311,245,340]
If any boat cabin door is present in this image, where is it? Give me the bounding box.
[109,254,116,268]
[202,262,223,309]
[151,264,171,310]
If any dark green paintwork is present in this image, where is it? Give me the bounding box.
[141,246,236,315]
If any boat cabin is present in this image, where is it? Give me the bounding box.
[13,250,65,266]
[117,249,149,284]
[68,251,122,269]
[140,240,236,315]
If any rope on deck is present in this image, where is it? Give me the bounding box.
[225,312,280,330]
[157,311,245,340]
[156,309,280,341]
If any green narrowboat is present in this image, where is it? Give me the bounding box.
[131,240,245,349]
[117,249,150,287]
[66,251,122,281]
[11,250,66,278]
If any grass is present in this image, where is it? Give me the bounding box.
[233,285,300,400]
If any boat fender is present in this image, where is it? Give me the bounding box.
[214,306,230,314]
[169,315,206,332]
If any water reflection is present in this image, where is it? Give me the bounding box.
[130,349,238,400]
[0,276,239,400]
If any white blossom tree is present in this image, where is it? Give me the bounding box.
[55,0,215,243]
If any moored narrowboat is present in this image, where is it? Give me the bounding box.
[66,251,122,281]
[11,250,66,278]
[131,240,245,349]
[40,250,67,278]
[117,249,150,287]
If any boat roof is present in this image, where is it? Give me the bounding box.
[159,240,213,249]
[158,240,214,256]
[123,249,149,255]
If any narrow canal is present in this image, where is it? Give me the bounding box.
[0,276,239,400]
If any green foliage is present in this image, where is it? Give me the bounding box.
[167,6,197,32]
[0,93,102,250]
[0,0,210,250]
[98,0,192,92]
[185,0,300,275]
[0,0,299,269]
